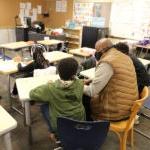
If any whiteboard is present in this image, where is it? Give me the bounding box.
[110,0,150,40]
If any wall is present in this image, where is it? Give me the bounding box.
[100,2,111,27]
[0,0,46,44]
[45,0,74,28]
[45,0,111,28]
[0,0,46,28]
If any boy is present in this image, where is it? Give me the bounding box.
[30,58,85,141]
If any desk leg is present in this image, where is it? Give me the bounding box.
[4,133,12,150]
[21,48,24,58]
[145,48,149,58]
[139,47,144,57]
[24,101,33,145]
[2,48,5,61]
[8,75,23,115]
[8,75,11,106]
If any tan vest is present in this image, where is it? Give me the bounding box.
[91,48,139,121]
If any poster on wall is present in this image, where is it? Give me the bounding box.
[93,3,101,17]
[18,2,42,26]
[37,5,42,14]
[56,0,67,12]
[73,1,105,27]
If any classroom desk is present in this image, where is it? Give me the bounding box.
[0,60,18,75]
[43,51,73,63]
[0,41,32,60]
[37,39,63,46]
[80,58,150,79]
[80,67,95,79]
[37,39,63,51]
[138,58,150,67]
[135,44,150,57]
[0,106,17,150]
[135,44,150,49]
[0,60,27,114]
[16,75,59,143]
[69,47,96,60]
[16,75,59,126]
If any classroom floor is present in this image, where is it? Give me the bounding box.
[0,74,150,150]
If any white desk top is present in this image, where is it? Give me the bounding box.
[0,106,17,135]
[0,60,19,75]
[0,41,31,50]
[80,58,150,79]
[138,58,150,66]
[80,67,95,79]
[37,39,63,46]
[16,75,59,101]
[43,51,73,63]
[69,47,96,57]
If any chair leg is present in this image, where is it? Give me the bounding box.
[112,131,124,150]
[122,133,128,150]
[127,128,134,149]
[117,132,128,150]
[4,133,12,150]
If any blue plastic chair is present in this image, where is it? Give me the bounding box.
[57,117,110,150]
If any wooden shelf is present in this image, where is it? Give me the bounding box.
[69,41,79,45]
[66,35,79,39]
[63,27,82,49]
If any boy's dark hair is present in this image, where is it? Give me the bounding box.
[114,42,129,55]
[57,58,78,80]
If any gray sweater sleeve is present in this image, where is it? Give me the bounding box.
[84,62,114,97]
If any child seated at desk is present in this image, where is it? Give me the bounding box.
[12,44,51,96]
[29,58,86,142]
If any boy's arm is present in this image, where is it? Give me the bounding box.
[29,84,50,102]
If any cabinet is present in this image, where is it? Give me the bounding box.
[15,27,29,41]
[63,27,82,49]
[81,26,109,48]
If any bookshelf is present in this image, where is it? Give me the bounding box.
[63,27,82,49]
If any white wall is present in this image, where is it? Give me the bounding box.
[0,29,16,44]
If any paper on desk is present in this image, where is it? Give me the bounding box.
[34,66,56,77]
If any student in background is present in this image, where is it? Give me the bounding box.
[11,44,50,96]
[30,58,85,141]
[114,42,150,93]
[84,38,139,121]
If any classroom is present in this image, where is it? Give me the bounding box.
[0,0,150,150]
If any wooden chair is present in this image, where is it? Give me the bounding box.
[0,105,17,150]
[109,86,149,150]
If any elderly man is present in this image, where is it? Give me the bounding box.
[84,38,139,121]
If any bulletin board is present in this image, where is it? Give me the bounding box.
[73,0,111,27]
[45,0,74,28]
[110,0,150,40]
[0,0,45,28]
